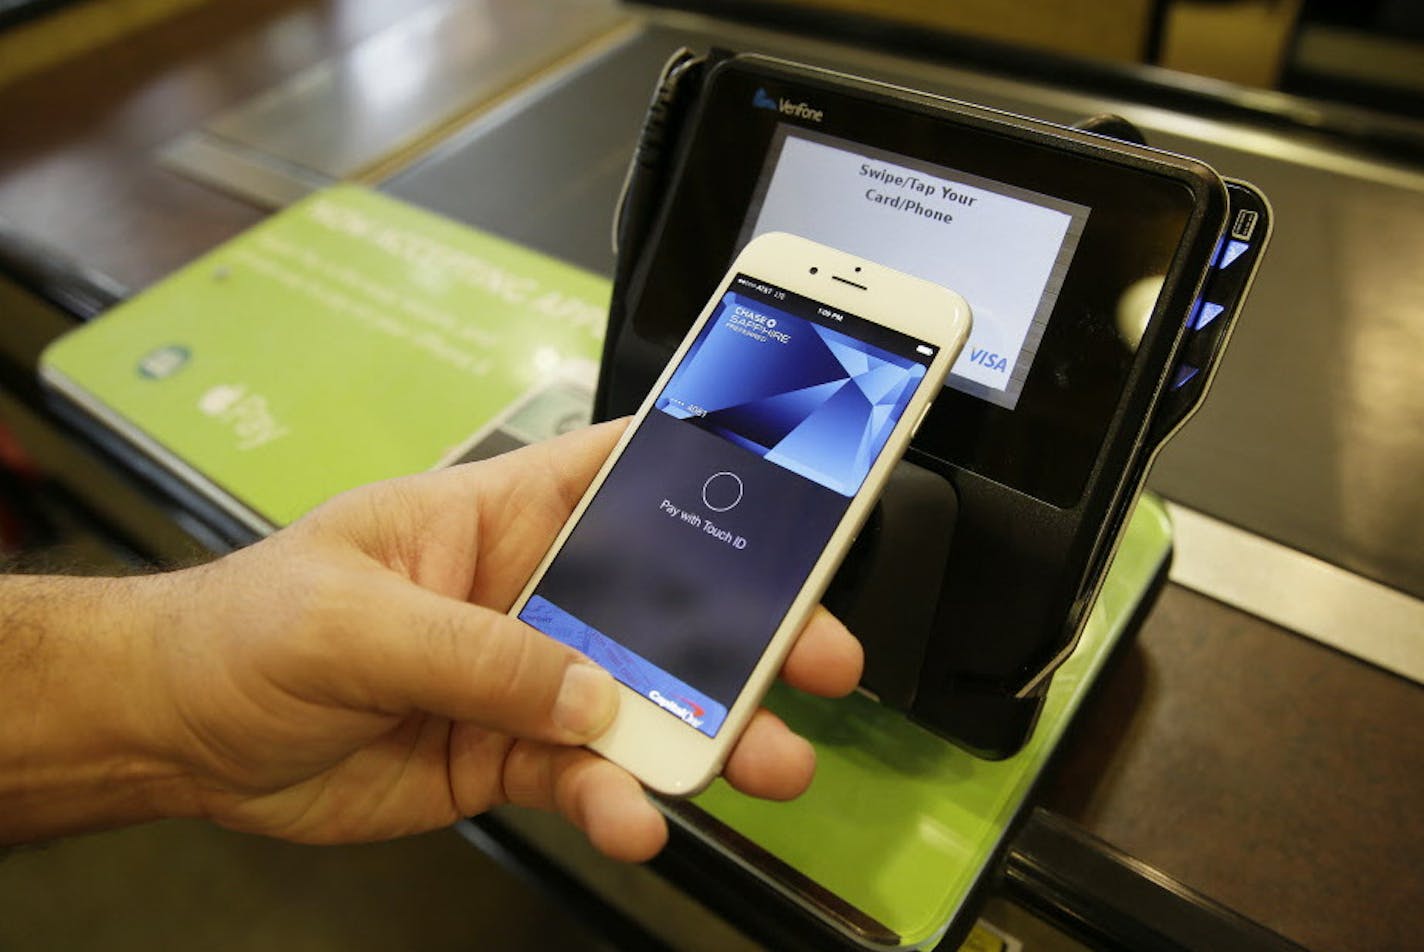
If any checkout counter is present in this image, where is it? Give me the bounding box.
[1,2,1421,949]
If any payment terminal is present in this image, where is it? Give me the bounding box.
[598,51,1269,756]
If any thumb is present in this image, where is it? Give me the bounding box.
[310,576,619,744]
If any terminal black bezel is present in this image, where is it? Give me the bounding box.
[624,57,1228,509]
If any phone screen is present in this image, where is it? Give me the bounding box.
[519,274,938,737]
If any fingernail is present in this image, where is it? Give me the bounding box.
[554,661,618,738]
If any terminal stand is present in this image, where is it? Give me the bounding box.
[824,460,957,711]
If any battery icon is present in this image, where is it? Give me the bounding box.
[916,344,935,356]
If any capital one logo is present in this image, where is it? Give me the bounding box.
[649,689,706,728]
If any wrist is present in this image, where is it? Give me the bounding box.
[0,572,199,842]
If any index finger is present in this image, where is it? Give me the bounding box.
[780,605,863,698]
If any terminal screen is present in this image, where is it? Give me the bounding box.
[740,126,1090,410]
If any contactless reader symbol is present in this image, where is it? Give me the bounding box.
[702,471,744,512]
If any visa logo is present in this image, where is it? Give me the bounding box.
[752,87,824,122]
[969,348,1009,373]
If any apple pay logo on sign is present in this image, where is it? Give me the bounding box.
[198,383,290,451]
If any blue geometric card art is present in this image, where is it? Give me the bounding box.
[657,290,926,496]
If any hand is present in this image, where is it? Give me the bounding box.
[147,421,863,861]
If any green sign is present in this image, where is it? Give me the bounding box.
[42,186,610,529]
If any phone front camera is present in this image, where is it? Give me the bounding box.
[854,266,862,272]
[809,267,818,274]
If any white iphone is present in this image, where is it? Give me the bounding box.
[510,232,971,795]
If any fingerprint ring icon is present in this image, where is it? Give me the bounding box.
[702,472,744,512]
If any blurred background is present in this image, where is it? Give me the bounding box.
[1,1,1420,950]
